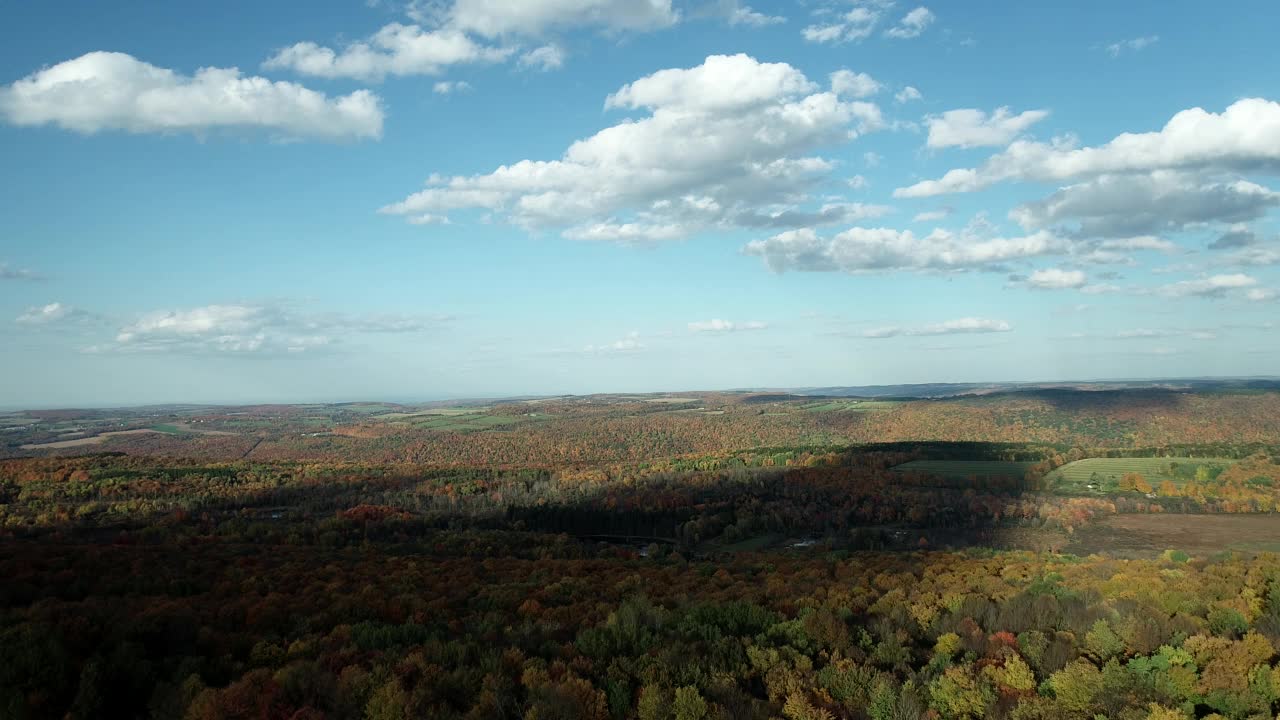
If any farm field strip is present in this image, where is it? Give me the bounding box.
[1047,456,1236,490]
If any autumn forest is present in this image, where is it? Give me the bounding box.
[5,384,1280,719]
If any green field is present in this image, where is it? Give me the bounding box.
[1047,457,1235,494]
[803,400,902,412]
[891,460,1034,480]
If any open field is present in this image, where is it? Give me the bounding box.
[803,399,902,412]
[1066,513,1280,557]
[1048,456,1235,494]
[373,407,487,420]
[20,428,164,449]
[411,413,525,432]
[891,459,1034,480]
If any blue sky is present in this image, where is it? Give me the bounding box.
[2,0,1278,407]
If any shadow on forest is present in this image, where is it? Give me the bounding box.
[996,388,1189,413]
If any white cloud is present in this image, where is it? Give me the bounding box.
[1,52,383,141]
[925,106,1049,149]
[408,213,452,224]
[1107,35,1158,57]
[1247,288,1277,302]
[1027,268,1087,289]
[1010,171,1280,238]
[562,222,686,243]
[803,6,881,43]
[721,0,785,26]
[519,44,566,71]
[603,53,815,112]
[847,174,869,189]
[865,317,1011,338]
[688,319,767,333]
[885,7,935,39]
[381,54,885,241]
[1114,328,1178,339]
[744,226,1069,274]
[263,23,512,81]
[1157,273,1257,298]
[1098,236,1178,252]
[896,98,1280,197]
[449,0,678,37]
[894,86,922,103]
[107,303,448,354]
[830,69,881,98]
[433,80,472,94]
[16,302,71,324]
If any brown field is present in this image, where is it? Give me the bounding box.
[20,428,164,449]
[1066,513,1280,557]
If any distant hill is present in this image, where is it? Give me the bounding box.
[792,377,1280,399]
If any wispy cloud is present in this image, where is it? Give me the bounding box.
[1107,35,1159,58]
[863,317,1011,338]
[688,319,768,333]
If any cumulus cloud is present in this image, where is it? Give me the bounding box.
[1027,268,1087,289]
[925,106,1049,149]
[1010,171,1280,238]
[719,0,785,26]
[884,7,935,39]
[105,303,448,354]
[830,69,881,98]
[263,24,512,81]
[449,0,678,37]
[380,54,886,241]
[1247,288,1278,302]
[864,317,1011,338]
[688,319,767,333]
[519,44,566,71]
[894,86,922,104]
[803,6,882,43]
[0,52,384,140]
[896,98,1280,197]
[744,226,1069,274]
[1107,35,1158,57]
[1157,273,1257,298]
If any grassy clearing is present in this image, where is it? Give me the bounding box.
[891,460,1035,480]
[1047,457,1236,494]
[150,424,185,434]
